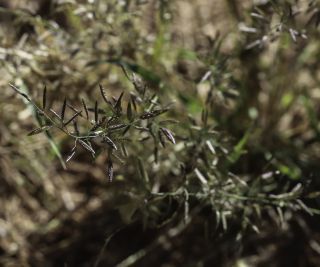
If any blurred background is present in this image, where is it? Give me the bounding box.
[1,0,320,266]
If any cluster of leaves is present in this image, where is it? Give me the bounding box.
[239,0,319,49]
[9,69,176,183]
[11,69,318,234]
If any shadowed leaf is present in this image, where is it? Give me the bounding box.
[42,85,47,109]
[114,92,124,114]
[95,100,98,123]
[61,97,67,122]
[127,101,133,121]
[107,159,113,182]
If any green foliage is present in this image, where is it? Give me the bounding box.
[3,0,320,266]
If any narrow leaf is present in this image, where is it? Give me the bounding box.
[50,108,61,120]
[9,83,31,102]
[99,84,112,105]
[227,128,250,164]
[289,28,297,42]
[67,103,83,117]
[127,101,133,121]
[27,125,52,136]
[78,139,95,154]
[66,151,76,162]
[42,85,47,109]
[120,64,131,81]
[82,98,89,120]
[160,127,176,144]
[109,124,127,131]
[114,92,124,113]
[195,168,208,185]
[61,97,67,122]
[111,152,125,164]
[131,94,137,111]
[73,120,79,135]
[102,136,117,150]
[140,109,168,120]
[122,125,131,136]
[107,159,113,182]
[94,100,98,123]
[63,111,82,126]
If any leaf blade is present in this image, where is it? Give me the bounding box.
[27,125,52,136]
